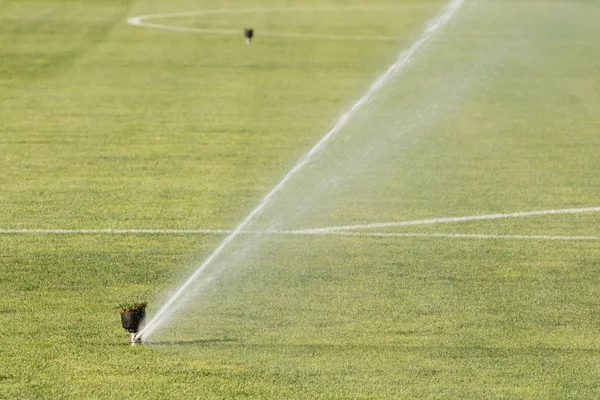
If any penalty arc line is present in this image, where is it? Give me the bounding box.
[126,5,431,42]
[135,0,467,340]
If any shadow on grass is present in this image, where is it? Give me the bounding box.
[148,338,239,346]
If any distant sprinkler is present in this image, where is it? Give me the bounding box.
[119,302,147,346]
[244,28,254,44]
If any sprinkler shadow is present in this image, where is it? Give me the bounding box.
[148,338,238,347]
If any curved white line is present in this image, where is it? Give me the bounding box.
[127,5,430,41]
[294,207,600,234]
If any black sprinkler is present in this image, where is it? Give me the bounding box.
[119,302,147,345]
[244,28,254,44]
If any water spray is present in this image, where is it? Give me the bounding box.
[136,0,466,341]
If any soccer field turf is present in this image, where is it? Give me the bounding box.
[1,0,600,398]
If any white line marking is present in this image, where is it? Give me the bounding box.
[0,229,228,234]
[0,16,116,22]
[2,207,598,240]
[1,229,598,241]
[127,5,430,41]
[294,207,600,234]
[317,232,600,241]
[136,0,466,340]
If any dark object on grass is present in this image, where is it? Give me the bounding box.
[119,302,147,345]
[244,29,254,44]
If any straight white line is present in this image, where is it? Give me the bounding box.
[0,229,228,234]
[136,0,466,340]
[2,229,598,241]
[324,232,600,241]
[294,207,600,234]
[3,207,598,236]
[0,16,116,22]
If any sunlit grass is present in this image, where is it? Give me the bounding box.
[1,0,599,398]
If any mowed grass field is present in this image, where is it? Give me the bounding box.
[1,0,600,398]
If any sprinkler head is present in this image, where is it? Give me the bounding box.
[121,310,145,345]
[119,302,147,345]
[130,332,142,345]
[244,28,254,44]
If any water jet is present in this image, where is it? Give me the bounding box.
[136,0,466,341]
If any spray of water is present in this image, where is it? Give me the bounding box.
[137,0,465,341]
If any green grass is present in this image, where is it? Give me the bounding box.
[1,0,600,398]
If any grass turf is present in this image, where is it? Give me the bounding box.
[1,0,600,398]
